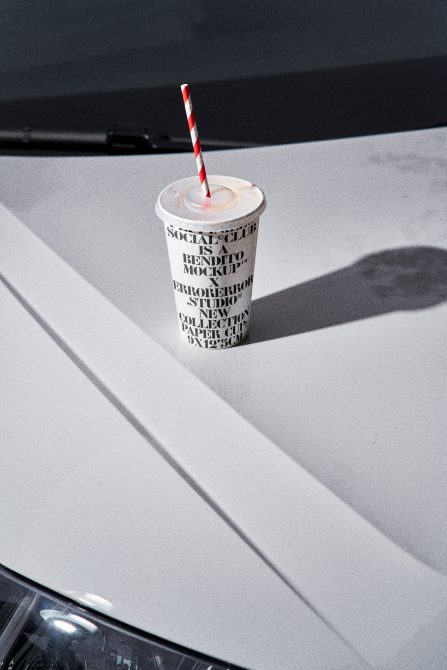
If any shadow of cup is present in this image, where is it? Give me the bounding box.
[248,246,447,344]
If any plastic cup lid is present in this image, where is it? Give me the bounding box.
[155,175,266,231]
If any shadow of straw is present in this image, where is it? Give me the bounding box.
[248,246,447,344]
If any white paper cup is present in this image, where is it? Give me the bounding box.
[156,175,266,349]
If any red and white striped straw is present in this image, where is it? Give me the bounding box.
[181,83,211,199]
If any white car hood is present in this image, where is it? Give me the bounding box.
[1,128,447,669]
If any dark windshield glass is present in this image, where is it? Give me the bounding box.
[1,0,447,145]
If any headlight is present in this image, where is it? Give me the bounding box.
[0,566,236,670]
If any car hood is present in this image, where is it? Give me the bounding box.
[1,128,447,669]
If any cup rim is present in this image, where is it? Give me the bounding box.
[155,175,266,231]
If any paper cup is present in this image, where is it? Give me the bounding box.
[156,175,266,349]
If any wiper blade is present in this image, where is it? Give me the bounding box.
[0,125,261,154]
[0,126,188,153]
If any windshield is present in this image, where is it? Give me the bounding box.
[1,0,447,145]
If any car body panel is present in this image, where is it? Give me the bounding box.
[1,127,447,668]
[0,264,363,670]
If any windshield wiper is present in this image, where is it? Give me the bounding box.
[0,125,261,155]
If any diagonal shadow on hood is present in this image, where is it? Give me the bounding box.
[248,246,447,344]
